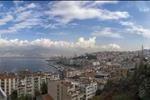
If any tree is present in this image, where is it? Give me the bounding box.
[34,89,41,96]
[95,89,102,96]
[34,89,41,100]
[92,95,104,100]
[10,90,18,100]
[41,81,48,94]
[138,64,150,99]
[18,94,32,100]
[112,93,132,100]
[92,60,150,100]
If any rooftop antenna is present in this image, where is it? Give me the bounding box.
[141,44,144,58]
[74,52,77,57]
[139,44,144,66]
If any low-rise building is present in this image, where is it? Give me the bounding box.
[64,69,82,78]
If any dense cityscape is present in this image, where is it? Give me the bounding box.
[0,46,150,100]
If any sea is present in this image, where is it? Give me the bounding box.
[0,57,55,72]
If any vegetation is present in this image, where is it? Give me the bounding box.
[41,81,48,94]
[34,89,41,100]
[10,90,18,100]
[34,89,41,96]
[93,60,150,100]
[92,95,104,100]
[18,94,32,100]
[10,91,33,100]
[112,93,133,100]
[10,89,41,100]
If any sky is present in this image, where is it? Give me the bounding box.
[0,1,150,57]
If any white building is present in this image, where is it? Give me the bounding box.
[0,73,17,96]
[64,69,82,78]
[0,87,7,100]
[70,78,98,100]
[48,78,97,100]
[17,71,48,97]
[80,81,97,100]
[0,71,52,98]
[92,61,100,66]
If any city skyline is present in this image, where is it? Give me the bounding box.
[0,1,150,57]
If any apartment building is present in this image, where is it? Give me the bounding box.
[17,71,48,97]
[0,73,17,96]
[0,71,54,98]
[48,80,84,100]
[0,87,7,100]
[64,68,82,78]
[78,79,97,100]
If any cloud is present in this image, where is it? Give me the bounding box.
[92,27,122,38]
[76,37,97,48]
[135,1,150,12]
[0,3,44,35]
[0,3,3,8]
[0,15,13,26]
[13,18,41,29]
[0,37,97,49]
[46,1,129,24]
[0,1,129,35]
[15,3,36,13]
[13,1,24,5]
[139,7,150,12]
[15,10,33,22]
[0,18,41,34]
[0,37,120,57]
[102,43,121,50]
[120,21,150,38]
[0,28,16,34]
[90,1,118,6]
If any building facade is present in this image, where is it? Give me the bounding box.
[0,87,7,100]
[79,81,97,100]
[0,71,54,98]
[48,80,84,100]
[0,73,17,96]
[17,71,48,97]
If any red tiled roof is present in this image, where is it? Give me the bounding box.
[42,94,53,100]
